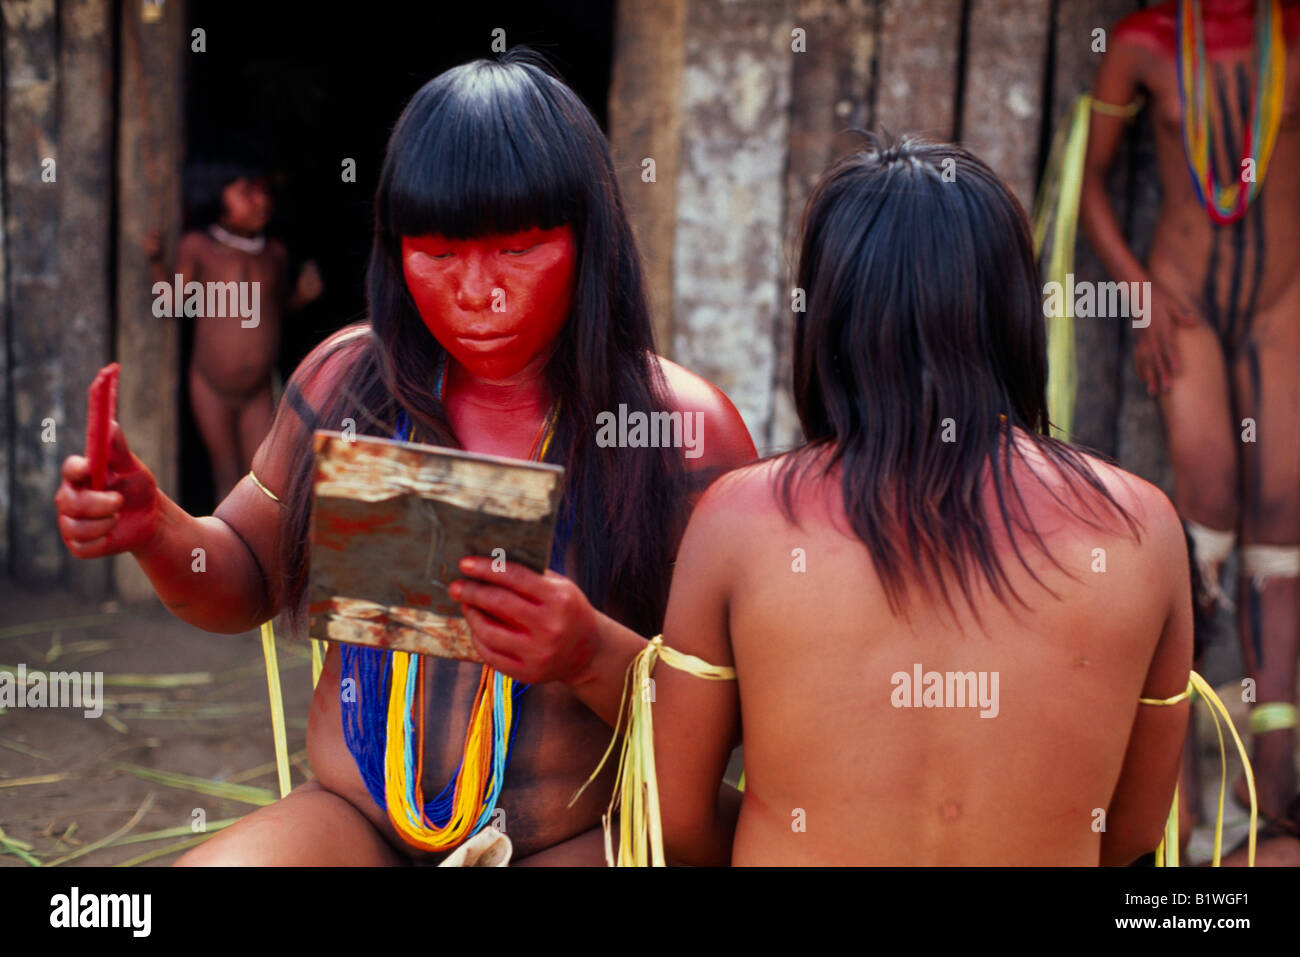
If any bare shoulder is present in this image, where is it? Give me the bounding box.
[1083,451,1173,521]
[1112,3,1176,52]
[178,229,213,264]
[1091,4,1173,96]
[293,323,371,401]
[249,324,371,495]
[686,456,785,535]
[1065,447,1185,563]
[652,354,757,472]
[670,459,783,607]
[1009,431,1180,547]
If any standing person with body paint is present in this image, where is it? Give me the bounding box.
[1080,0,1300,859]
[54,50,756,865]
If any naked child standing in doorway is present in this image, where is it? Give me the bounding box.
[147,153,324,501]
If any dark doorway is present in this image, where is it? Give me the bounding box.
[178,2,615,515]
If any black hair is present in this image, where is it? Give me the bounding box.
[183,143,272,229]
[779,134,1140,619]
[281,49,689,637]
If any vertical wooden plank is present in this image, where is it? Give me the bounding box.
[773,0,875,452]
[1052,1,1141,458]
[3,0,63,585]
[1114,108,1169,492]
[59,0,115,598]
[114,0,184,601]
[0,27,9,579]
[673,0,794,453]
[875,0,963,140]
[1106,6,1169,493]
[607,0,688,359]
[962,0,1052,209]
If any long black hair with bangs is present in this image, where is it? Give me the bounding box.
[779,135,1140,618]
[280,49,687,637]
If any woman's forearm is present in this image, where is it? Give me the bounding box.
[564,611,649,728]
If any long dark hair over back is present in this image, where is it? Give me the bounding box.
[280,49,687,637]
[779,135,1139,618]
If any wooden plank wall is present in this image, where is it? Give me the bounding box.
[3,0,63,585]
[58,0,115,598]
[963,0,1053,209]
[608,0,688,362]
[777,0,876,449]
[669,0,794,448]
[0,0,1166,588]
[612,0,1161,480]
[0,0,184,595]
[113,0,184,601]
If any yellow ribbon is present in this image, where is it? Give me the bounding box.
[1031,93,1143,441]
[1090,97,1144,119]
[1150,671,1257,867]
[572,635,736,867]
[310,639,326,689]
[1139,686,1192,706]
[1249,701,1297,734]
[259,621,292,800]
[258,620,326,801]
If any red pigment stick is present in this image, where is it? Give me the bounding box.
[86,363,120,490]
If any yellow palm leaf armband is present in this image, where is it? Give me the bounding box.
[571,635,735,867]
[1250,701,1297,734]
[1143,671,1257,867]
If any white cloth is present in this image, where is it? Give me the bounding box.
[1240,544,1300,587]
[1185,520,1236,609]
[437,827,512,867]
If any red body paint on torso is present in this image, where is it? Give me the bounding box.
[1117,0,1300,56]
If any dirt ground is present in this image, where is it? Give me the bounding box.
[0,581,1291,866]
[1,585,313,867]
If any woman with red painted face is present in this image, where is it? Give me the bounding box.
[53,49,756,865]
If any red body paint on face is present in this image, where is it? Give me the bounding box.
[401,225,577,381]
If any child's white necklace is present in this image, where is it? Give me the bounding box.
[208,223,266,254]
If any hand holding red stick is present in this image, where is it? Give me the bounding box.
[58,362,162,558]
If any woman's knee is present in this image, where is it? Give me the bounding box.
[174,781,403,866]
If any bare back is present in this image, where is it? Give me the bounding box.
[655,438,1193,865]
